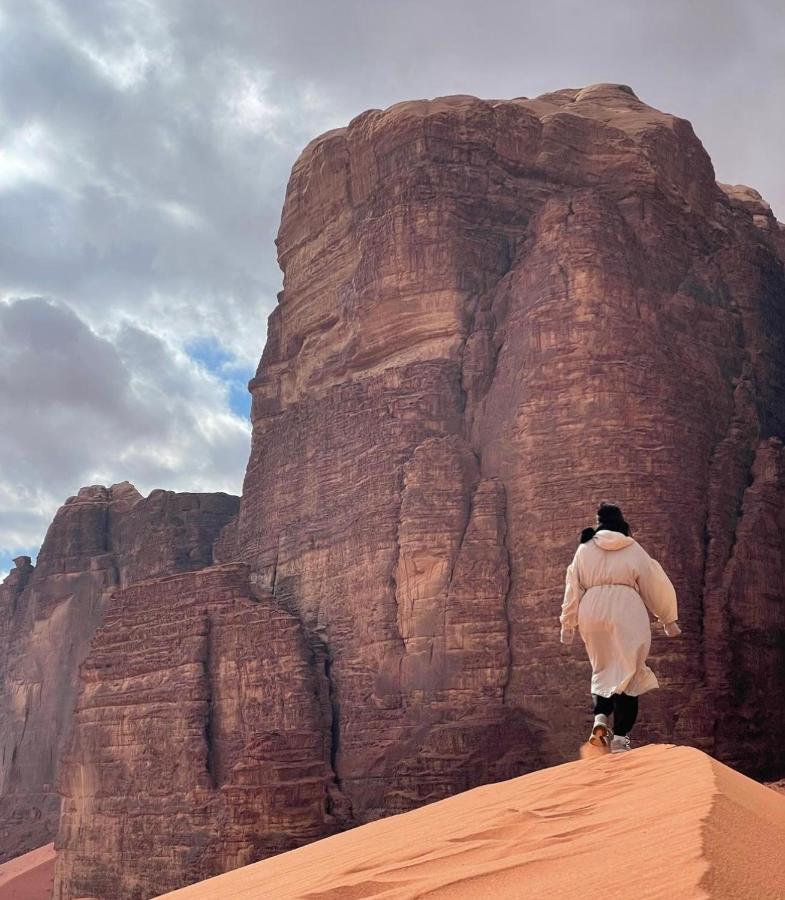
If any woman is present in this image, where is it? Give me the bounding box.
[560,501,681,753]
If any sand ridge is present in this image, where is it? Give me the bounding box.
[0,844,55,900]
[156,745,785,899]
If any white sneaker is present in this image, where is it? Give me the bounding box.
[592,713,610,734]
[589,714,611,751]
[610,734,631,753]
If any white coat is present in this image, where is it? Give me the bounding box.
[560,529,679,698]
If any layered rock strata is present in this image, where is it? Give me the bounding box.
[53,563,341,900]
[235,83,785,819]
[0,484,239,862]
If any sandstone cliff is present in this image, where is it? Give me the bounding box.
[43,84,785,898]
[236,84,785,809]
[53,563,341,900]
[0,483,239,863]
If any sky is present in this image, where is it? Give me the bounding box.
[1,0,783,579]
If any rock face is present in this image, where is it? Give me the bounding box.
[236,83,785,820]
[0,483,239,863]
[38,84,785,898]
[53,563,341,900]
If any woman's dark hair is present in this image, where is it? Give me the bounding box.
[596,500,631,535]
[578,501,632,545]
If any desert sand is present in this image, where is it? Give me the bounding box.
[0,844,55,900]
[158,745,785,899]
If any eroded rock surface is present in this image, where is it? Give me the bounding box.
[235,83,785,815]
[0,483,238,862]
[53,564,341,900]
[18,84,785,898]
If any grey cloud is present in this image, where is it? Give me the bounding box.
[0,296,127,413]
[0,0,293,363]
[171,0,785,213]
[0,297,249,561]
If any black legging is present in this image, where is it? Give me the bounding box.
[592,692,639,736]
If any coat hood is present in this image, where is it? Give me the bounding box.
[592,528,635,550]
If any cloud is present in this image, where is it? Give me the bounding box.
[0,0,782,577]
[0,297,250,563]
[0,0,303,366]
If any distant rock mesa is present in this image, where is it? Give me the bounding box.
[0,484,239,863]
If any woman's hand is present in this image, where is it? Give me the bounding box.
[560,624,575,645]
[663,621,682,637]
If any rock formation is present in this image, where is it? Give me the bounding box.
[53,563,341,900]
[9,83,783,898]
[0,484,239,863]
[234,84,785,812]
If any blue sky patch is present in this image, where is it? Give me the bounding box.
[0,547,38,583]
[185,337,254,419]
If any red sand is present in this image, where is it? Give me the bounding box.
[157,744,785,899]
[0,844,55,900]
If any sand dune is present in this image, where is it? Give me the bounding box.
[0,844,55,900]
[157,745,785,899]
